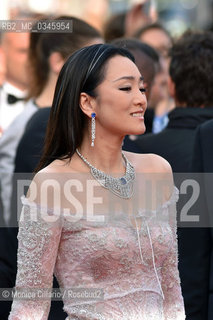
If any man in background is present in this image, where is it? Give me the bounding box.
[0,31,30,133]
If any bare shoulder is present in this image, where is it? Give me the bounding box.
[124,151,174,202]
[38,159,75,174]
[27,156,82,201]
[35,152,85,176]
[124,151,172,174]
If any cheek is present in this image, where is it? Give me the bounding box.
[97,98,128,129]
[98,91,127,111]
[18,54,28,64]
[101,97,130,118]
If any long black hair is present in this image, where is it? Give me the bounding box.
[36,44,134,172]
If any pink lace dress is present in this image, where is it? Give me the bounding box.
[9,186,185,320]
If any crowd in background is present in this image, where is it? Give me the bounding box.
[0,2,213,319]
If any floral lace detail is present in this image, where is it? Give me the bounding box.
[9,187,185,320]
[9,202,62,320]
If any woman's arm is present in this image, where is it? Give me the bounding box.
[9,175,63,320]
[161,189,186,320]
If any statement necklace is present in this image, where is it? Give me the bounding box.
[76,149,135,199]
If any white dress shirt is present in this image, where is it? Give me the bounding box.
[0,99,38,224]
[0,82,27,133]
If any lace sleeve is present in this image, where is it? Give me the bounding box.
[9,198,63,320]
[161,187,186,320]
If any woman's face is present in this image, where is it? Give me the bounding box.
[93,55,147,137]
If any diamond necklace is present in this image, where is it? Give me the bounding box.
[76,149,135,199]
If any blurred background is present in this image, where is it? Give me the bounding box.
[0,0,212,36]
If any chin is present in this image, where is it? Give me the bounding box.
[130,125,146,136]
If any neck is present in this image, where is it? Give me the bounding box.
[35,74,57,108]
[6,78,27,91]
[79,131,125,175]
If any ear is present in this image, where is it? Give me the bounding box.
[49,52,65,75]
[79,92,96,118]
[168,76,176,98]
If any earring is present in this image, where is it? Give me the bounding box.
[91,112,96,147]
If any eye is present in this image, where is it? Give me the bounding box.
[140,88,146,94]
[119,87,131,91]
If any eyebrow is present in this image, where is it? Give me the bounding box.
[113,76,144,82]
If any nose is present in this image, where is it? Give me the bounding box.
[134,88,147,110]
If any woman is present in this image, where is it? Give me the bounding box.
[9,44,185,319]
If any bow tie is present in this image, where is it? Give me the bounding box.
[7,94,24,104]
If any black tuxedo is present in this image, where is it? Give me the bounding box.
[15,107,51,173]
[135,107,213,172]
[0,176,17,319]
[191,119,213,320]
[133,107,213,320]
[0,227,17,319]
